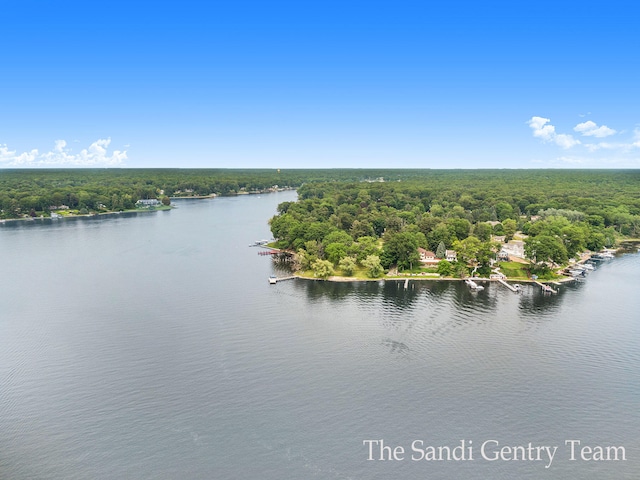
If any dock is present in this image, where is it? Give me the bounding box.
[496,278,520,292]
[534,281,557,294]
[268,275,296,284]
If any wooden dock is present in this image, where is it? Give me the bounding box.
[496,278,520,292]
[269,275,296,284]
[534,281,557,294]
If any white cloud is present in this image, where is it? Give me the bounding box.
[0,138,127,167]
[527,117,580,148]
[555,134,581,149]
[574,120,616,138]
[632,128,640,148]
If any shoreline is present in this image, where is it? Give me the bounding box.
[274,245,637,284]
[0,206,174,225]
[170,187,296,200]
[291,272,578,284]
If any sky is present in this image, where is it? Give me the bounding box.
[1,0,639,169]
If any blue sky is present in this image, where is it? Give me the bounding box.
[1,1,639,168]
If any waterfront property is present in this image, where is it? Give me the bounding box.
[418,248,439,265]
[135,199,161,207]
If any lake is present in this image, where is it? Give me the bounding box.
[1,191,638,479]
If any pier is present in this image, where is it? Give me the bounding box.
[534,281,557,294]
[496,278,520,292]
[268,275,296,284]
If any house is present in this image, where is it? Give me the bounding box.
[500,241,525,260]
[445,250,457,262]
[136,199,161,207]
[418,248,439,265]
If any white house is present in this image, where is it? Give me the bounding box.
[136,199,161,207]
[501,241,525,259]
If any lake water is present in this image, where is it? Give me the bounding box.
[1,191,639,479]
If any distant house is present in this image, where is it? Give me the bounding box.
[418,248,439,265]
[501,241,525,260]
[445,250,457,262]
[136,199,161,207]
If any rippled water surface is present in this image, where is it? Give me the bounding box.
[1,192,639,479]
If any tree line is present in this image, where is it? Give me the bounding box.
[268,170,640,277]
[0,168,449,218]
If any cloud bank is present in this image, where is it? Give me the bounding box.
[527,116,580,149]
[527,116,640,167]
[0,138,127,167]
[573,121,616,138]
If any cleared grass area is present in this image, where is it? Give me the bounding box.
[297,266,382,280]
[496,261,531,279]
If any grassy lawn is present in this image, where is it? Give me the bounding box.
[496,261,531,279]
[297,266,382,280]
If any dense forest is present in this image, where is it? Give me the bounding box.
[267,170,640,278]
[0,168,427,218]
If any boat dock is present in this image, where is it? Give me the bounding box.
[534,281,557,294]
[496,278,521,292]
[268,275,296,284]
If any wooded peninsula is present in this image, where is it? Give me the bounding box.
[2,168,638,280]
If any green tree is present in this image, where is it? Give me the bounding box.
[435,241,446,259]
[427,223,453,251]
[561,225,587,258]
[473,222,493,242]
[502,219,517,242]
[312,259,334,279]
[351,236,381,263]
[524,235,568,265]
[453,236,482,265]
[325,242,348,265]
[495,201,514,221]
[338,256,357,276]
[296,248,315,270]
[323,229,354,246]
[362,255,383,278]
[436,259,452,276]
[382,231,420,270]
[453,262,469,278]
[447,217,471,240]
